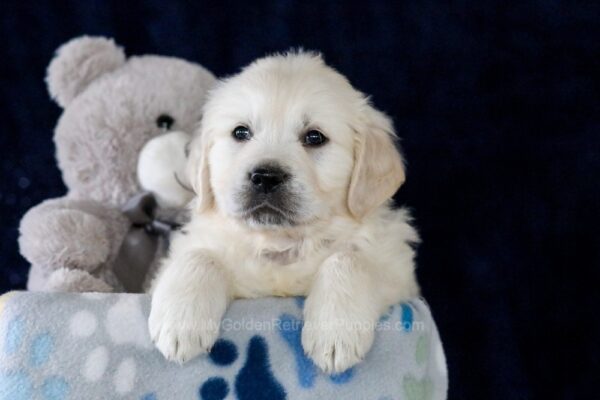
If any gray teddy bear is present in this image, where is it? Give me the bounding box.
[18,36,216,293]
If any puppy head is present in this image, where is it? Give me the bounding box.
[188,52,405,229]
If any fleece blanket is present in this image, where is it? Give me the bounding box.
[0,291,447,400]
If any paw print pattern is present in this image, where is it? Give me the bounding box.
[415,335,428,365]
[199,377,229,400]
[74,296,146,395]
[283,296,355,387]
[277,313,316,388]
[234,336,286,400]
[1,314,70,400]
[209,338,238,366]
[0,370,32,400]
[277,313,354,388]
[196,299,426,399]
[401,303,414,332]
[378,305,395,322]
[402,303,434,400]
[198,338,239,400]
[402,375,433,400]
[198,336,286,400]
[2,294,444,399]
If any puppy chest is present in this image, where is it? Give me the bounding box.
[230,261,317,298]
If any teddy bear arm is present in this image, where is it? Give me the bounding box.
[18,197,127,274]
[27,264,114,292]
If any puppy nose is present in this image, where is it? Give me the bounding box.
[249,166,289,194]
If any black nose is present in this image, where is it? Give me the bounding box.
[249,166,289,194]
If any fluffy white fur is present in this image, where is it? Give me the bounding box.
[149,52,420,373]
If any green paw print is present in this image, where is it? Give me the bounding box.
[415,335,428,366]
[402,334,432,400]
[403,375,433,400]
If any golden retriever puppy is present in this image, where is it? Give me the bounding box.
[149,52,420,373]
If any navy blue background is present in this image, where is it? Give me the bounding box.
[1,1,599,398]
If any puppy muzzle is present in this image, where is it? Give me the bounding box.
[240,163,297,225]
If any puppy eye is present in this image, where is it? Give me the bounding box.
[232,125,252,141]
[303,130,328,147]
[156,114,175,130]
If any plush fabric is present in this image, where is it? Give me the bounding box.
[0,291,447,400]
[16,37,215,292]
[1,2,598,398]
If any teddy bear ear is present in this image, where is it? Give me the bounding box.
[46,36,126,107]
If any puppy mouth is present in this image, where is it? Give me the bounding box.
[234,178,301,227]
[242,201,296,226]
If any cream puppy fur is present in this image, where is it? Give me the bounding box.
[149,52,420,373]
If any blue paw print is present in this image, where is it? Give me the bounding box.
[294,296,305,309]
[401,304,414,332]
[379,305,395,322]
[381,303,414,332]
[235,336,286,400]
[200,377,229,400]
[198,338,239,400]
[209,338,238,366]
[277,314,316,387]
[277,298,355,388]
[1,314,70,400]
[198,336,286,400]
[277,313,354,388]
[277,298,416,387]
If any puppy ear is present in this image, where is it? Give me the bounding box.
[186,132,213,213]
[46,36,126,108]
[347,106,405,219]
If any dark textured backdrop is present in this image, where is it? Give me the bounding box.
[1,1,599,398]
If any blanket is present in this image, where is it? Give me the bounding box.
[0,291,447,400]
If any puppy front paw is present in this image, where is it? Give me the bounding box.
[301,313,375,374]
[149,300,221,364]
